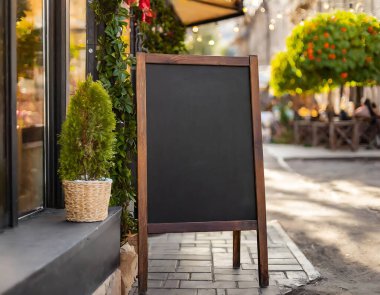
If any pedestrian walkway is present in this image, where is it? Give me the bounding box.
[265,143,380,161]
[130,221,320,295]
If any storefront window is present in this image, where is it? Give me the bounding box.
[16,0,45,215]
[0,0,6,227]
[69,0,86,94]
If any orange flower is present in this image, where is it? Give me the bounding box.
[328,53,336,59]
[368,26,374,33]
[366,56,372,63]
[324,32,329,38]
[308,54,314,60]
[313,35,319,41]
[342,49,347,54]
[316,57,322,62]
[341,27,347,32]
[324,42,329,49]
[341,72,348,79]
[331,44,336,49]
[342,57,347,63]
[307,48,314,54]
[308,42,313,48]
[317,49,322,55]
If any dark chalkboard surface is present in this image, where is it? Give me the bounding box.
[146,64,256,223]
[136,54,268,293]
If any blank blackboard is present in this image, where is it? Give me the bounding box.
[146,64,256,223]
[137,54,269,293]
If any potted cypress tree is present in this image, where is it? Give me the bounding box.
[59,75,116,222]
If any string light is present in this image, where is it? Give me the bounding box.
[208,40,215,46]
[276,13,283,19]
[269,24,275,30]
[233,26,240,33]
[192,26,199,33]
[242,7,248,13]
[323,3,330,10]
[196,36,202,42]
[260,7,266,13]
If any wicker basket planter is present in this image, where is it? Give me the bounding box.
[63,179,112,222]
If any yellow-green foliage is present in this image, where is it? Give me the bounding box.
[271,10,380,96]
[59,76,116,181]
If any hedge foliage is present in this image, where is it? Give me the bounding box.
[271,11,380,96]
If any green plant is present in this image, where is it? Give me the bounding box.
[90,0,137,236]
[137,0,187,54]
[90,0,187,237]
[59,75,116,181]
[271,11,380,96]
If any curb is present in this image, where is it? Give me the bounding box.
[269,220,321,282]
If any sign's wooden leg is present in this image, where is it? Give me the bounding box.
[233,230,241,268]
[257,226,269,287]
[138,224,148,294]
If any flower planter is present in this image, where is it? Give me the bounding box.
[63,179,112,222]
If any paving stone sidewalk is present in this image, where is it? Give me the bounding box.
[130,221,320,295]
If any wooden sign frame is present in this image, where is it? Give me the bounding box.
[136,53,268,294]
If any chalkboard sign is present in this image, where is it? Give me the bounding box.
[137,53,268,294]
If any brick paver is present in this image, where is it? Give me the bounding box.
[130,221,319,295]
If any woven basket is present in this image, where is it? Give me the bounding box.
[63,179,112,222]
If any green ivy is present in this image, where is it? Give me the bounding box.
[137,0,187,54]
[90,0,137,235]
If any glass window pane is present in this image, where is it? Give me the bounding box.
[0,0,6,227]
[16,0,45,215]
[69,0,86,94]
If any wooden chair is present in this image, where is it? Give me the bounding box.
[294,120,312,145]
[311,121,329,147]
[356,118,378,147]
[329,121,359,151]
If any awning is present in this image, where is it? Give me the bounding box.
[169,0,244,27]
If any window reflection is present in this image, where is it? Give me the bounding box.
[16,0,44,215]
[70,0,87,94]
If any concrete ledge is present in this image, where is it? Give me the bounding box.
[0,207,121,295]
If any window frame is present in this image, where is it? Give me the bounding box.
[1,0,69,228]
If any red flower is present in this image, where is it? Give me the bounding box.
[317,49,322,55]
[328,53,336,59]
[308,54,314,60]
[139,0,154,23]
[342,49,347,54]
[331,44,335,49]
[341,27,347,32]
[342,57,347,63]
[341,72,348,79]
[324,32,329,38]
[308,42,313,49]
[324,42,329,49]
[366,56,373,63]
